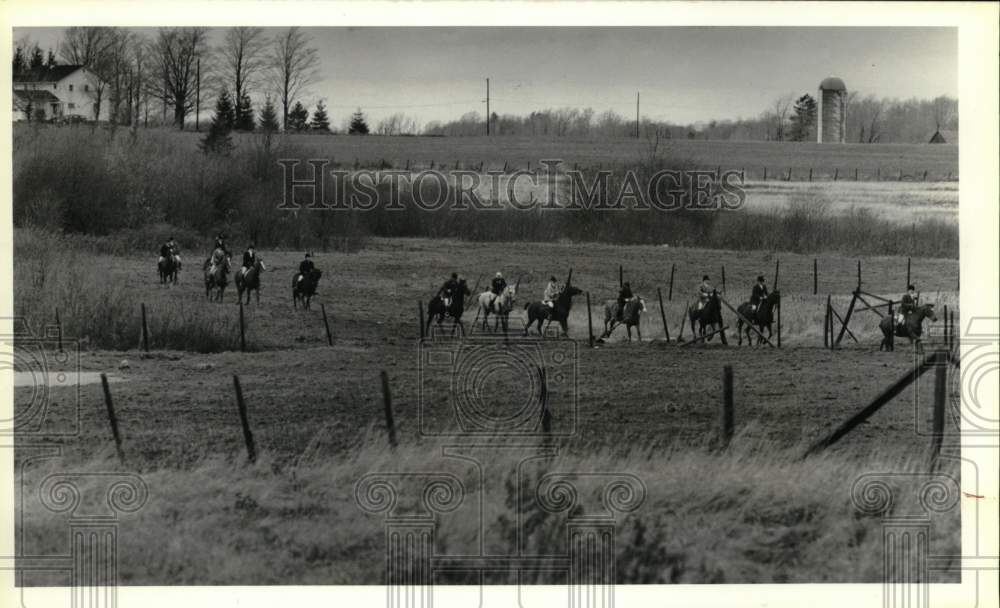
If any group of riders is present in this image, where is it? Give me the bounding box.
[158,234,321,296]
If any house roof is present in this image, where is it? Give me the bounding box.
[13,89,61,103]
[929,129,958,144]
[13,65,85,83]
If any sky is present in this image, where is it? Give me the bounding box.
[16,27,957,127]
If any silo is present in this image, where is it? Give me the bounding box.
[817,77,847,143]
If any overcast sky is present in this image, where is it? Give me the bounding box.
[17,27,957,127]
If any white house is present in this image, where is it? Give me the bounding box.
[12,65,109,122]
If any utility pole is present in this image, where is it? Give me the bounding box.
[195,56,201,132]
[635,91,640,138]
[486,78,490,136]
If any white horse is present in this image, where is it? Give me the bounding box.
[477,285,518,332]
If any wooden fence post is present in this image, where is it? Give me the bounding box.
[833,168,839,181]
[100,373,125,464]
[942,305,949,348]
[824,295,832,348]
[619,265,623,289]
[55,309,63,352]
[855,168,859,181]
[786,168,792,181]
[906,257,911,289]
[813,258,818,295]
[239,302,246,352]
[763,167,767,181]
[857,260,862,291]
[876,167,881,181]
[141,303,150,353]
[657,287,670,342]
[808,167,813,182]
[381,370,397,448]
[721,366,734,447]
[887,300,895,351]
[930,355,947,463]
[321,303,333,346]
[773,259,780,290]
[776,301,781,348]
[586,291,595,348]
[721,265,726,293]
[668,264,675,300]
[539,366,551,434]
[232,375,256,463]
[418,300,426,340]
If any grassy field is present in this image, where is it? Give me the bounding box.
[13,235,961,585]
[113,127,958,178]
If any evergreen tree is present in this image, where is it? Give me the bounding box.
[790,94,818,142]
[234,94,255,132]
[287,101,309,132]
[310,100,331,132]
[259,97,280,133]
[200,91,236,155]
[45,49,57,68]
[28,44,44,70]
[12,46,26,75]
[348,108,369,135]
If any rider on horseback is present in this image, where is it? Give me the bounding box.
[698,275,713,310]
[750,275,768,312]
[207,234,228,274]
[159,239,172,266]
[241,244,257,278]
[489,272,507,312]
[439,273,460,308]
[617,282,633,321]
[897,284,918,327]
[543,276,561,309]
[297,253,315,284]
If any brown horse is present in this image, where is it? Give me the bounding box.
[880,303,937,353]
[426,279,471,337]
[204,255,231,302]
[292,268,322,309]
[235,258,266,305]
[602,297,646,342]
[524,285,583,337]
[688,290,724,341]
[158,255,179,285]
[736,291,780,346]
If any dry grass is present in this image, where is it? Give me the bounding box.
[16,431,959,585]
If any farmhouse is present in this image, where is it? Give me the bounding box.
[12,65,109,122]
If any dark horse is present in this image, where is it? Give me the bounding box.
[688,290,724,341]
[524,285,583,337]
[736,290,780,346]
[880,303,937,354]
[426,279,471,337]
[158,255,179,285]
[235,258,266,305]
[292,269,322,309]
[204,255,231,302]
[602,297,646,342]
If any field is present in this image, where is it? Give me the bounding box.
[13,236,961,585]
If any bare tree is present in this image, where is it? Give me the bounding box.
[267,27,320,130]
[147,27,211,129]
[59,27,122,120]
[218,27,269,106]
[771,93,794,141]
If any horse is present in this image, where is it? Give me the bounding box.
[880,303,937,354]
[736,290,780,346]
[158,255,179,285]
[235,258,266,305]
[524,285,583,337]
[602,297,647,342]
[426,279,471,337]
[292,268,323,309]
[688,289,724,341]
[204,254,231,302]
[477,283,518,333]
